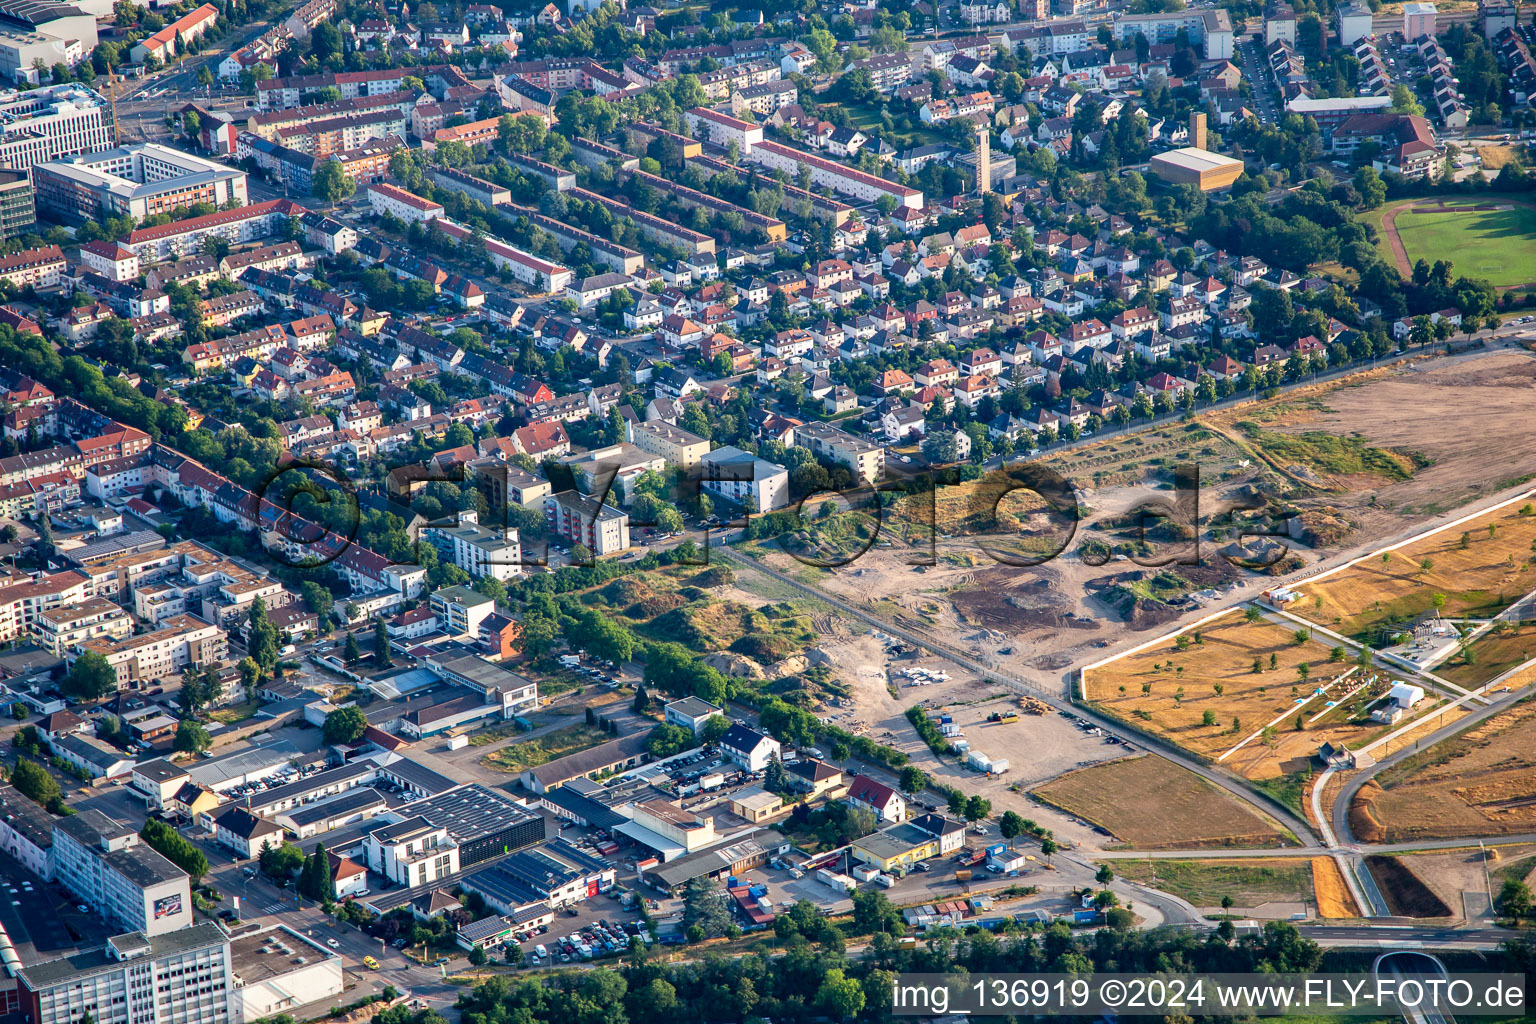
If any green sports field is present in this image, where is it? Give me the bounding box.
[1388,200,1536,289]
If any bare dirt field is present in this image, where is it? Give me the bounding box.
[1031,754,1296,849]
[1261,351,1536,521]
[1365,855,1454,918]
[1353,699,1536,842]
[1079,609,1401,779]
[1393,845,1536,923]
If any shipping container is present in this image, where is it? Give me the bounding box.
[699,772,725,791]
[955,869,972,882]
[445,734,469,751]
[851,865,880,882]
[989,758,1010,774]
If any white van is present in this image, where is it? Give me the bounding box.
[534,944,548,959]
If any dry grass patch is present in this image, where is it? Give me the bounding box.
[1353,699,1536,841]
[1294,503,1536,641]
[1311,857,1361,918]
[1439,623,1536,688]
[1082,609,1372,777]
[1031,754,1294,849]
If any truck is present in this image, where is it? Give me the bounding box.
[699,772,725,792]
[559,655,581,667]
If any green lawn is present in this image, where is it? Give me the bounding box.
[1392,202,1536,288]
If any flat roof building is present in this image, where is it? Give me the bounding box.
[52,809,193,937]
[18,924,231,1024]
[1148,147,1245,191]
[35,143,248,222]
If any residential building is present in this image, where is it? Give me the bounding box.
[51,810,194,937]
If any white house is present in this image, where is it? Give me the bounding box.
[720,724,781,771]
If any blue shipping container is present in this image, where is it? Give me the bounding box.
[1074,909,1099,924]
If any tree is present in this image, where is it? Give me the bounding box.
[322,705,367,745]
[373,617,392,667]
[260,841,305,882]
[248,597,279,670]
[765,754,787,792]
[343,631,361,666]
[645,723,694,758]
[141,819,209,881]
[312,161,355,205]
[1202,709,1218,727]
[298,842,332,901]
[898,765,928,795]
[816,968,866,1021]
[173,719,211,754]
[64,651,116,700]
[999,810,1026,839]
[1096,864,1114,885]
[1496,878,1533,920]
[1040,835,1059,862]
[963,795,991,821]
[467,945,488,966]
[680,876,731,939]
[11,758,62,811]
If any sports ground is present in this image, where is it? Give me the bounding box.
[1374,197,1536,289]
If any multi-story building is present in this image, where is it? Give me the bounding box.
[35,143,247,222]
[367,181,444,223]
[428,584,496,638]
[51,810,194,937]
[363,817,459,888]
[35,596,132,655]
[18,925,231,1024]
[71,614,227,686]
[0,168,34,238]
[420,510,521,582]
[744,140,924,210]
[626,419,710,470]
[1113,8,1234,58]
[545,490,630,555]
[793,421,884,484]
[698,446,790,510]
[0,84,112,171]
[124,198,304,262]
[0,569,92,644]
[0,242,64,288]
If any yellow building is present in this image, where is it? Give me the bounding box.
[627,420,711,470]
[1148,147,1244,191]
[850,814,966,872]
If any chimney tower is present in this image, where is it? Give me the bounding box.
[976,125,991,194]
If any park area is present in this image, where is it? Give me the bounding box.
[1292,496,1536,642]
[1030,754,1296,849]
[1373,197,1536,289]
[1351,698,1536,842]
[1079,608,1402,780]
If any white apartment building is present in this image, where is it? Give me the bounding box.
[744,140,924,210]
[368,182,444,223]
[419,510,522,582]
[0,569,92,644]
[699,446,790,510]
[35,596,133,655]
[51,810,195,938]
[71,614,227,686]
